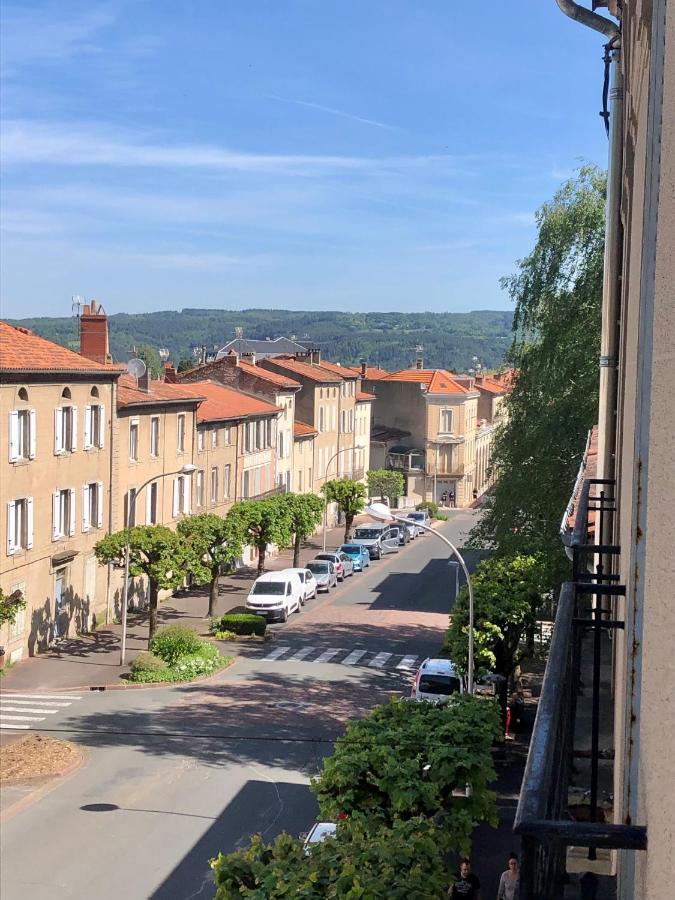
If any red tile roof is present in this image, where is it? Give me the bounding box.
[0,321,120,375]
[117,374,205,408]
[356,391,376,402]
[294,420,317,438]
[359,366,390,380]
[179,380,281,422]
[237,360,301,389]
[261,356,343,383]
[476,376,510,395]
[384,368,474,394]
[315,359,358,379]
[564,426,599,537]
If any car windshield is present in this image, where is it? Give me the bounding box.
[251,581,285,596]
[307,562,329,573]
[316,554,337,562]
[408,514,424,522]
[340,545,361,553]
[353,528,381,539]
[418,674,461,696]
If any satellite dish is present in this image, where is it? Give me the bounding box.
[127,358,147,379]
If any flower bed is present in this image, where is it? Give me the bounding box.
[127,625,233,683]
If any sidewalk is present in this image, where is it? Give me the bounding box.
[0,517,371,693]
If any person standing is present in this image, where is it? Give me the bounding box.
[497,854,519,900]
[449,859,481,899]
[449,490,456,508]
[441,490,448,506]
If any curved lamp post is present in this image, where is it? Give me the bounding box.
[322,444,366,551]
[364,501,474,694]
[119,463,197,665]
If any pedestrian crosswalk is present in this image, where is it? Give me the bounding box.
[0,692,83,731]
[260,646,421,671]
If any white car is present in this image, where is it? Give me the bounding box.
[303,821,337,851]
[245,571,303,623]
[282,567,318,604]
[410,658,465,703]
[405,510,431,536]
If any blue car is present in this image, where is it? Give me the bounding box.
[339,543,371,572]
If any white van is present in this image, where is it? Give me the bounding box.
[245,571,303,623]
[351,523,400,560]
[410,658,465,703]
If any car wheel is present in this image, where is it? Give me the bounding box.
[281,607,288,623]
[295,600,301,614]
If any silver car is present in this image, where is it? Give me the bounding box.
[314,551,354,581]
[405,510,431,536]
[306,559,338,592]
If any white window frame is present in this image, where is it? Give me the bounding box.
[53,488,75,541]
[82,482,104,532]
[9,409,36,462]
[172,473,191,517]
[54,405,77,455]
[146,480,158,525]
[195,470,205,508]
[210,466,218,503]
[129,418,140,461]
[211,428,218,449]
[177,414,186,453]
[6,497,33,554]
[223,464,231,499]
[223,426,231,446]
[150,416,160,458]
[84,404,105,450]
[440,408,454,434]
[197,428,205,452]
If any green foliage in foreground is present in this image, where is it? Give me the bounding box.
[366,469,405,504]
[211,816,451,900]
[210,613,267,637]
[128,626,230,682]
[0,587,26,627]
[416,501,447,521]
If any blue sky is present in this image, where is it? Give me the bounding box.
[1,1,610,318]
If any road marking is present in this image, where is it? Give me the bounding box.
[0,722,30,730]
[396,655,418,670]
[342,650,368,666]
[0,706,59,715]
[0,693,82,701]
[263,646,292,661]
[0,698,74,707]
[314,648,343,664]
[287,647,316,661]
[368,652,392,668]
[0,714,46,722]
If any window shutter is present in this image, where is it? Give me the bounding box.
[84,405,92,449]
[26,497,34,549]
[172,478,179,517]
[82,485,90,532]
[29,410,36,459]
[69,489,76,536]
[98,404,105,448]
[7,501,16,554]
[9,411,19,462]
[54,408,63,454]
[184,475,191,514]
[97,482,104,528]
[70,406,78,451]
[52,491,60,541]
[146,484,153,524]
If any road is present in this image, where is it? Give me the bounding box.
[0,510,484,900]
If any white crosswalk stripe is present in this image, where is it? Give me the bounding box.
[342,650,368,666]
[368,652,392,668]
[258,646,421,671]
[0,692,83,732]
[314,648,343,664]
[263,646,292,661]
[396,655,418,671]
[287,647,316,661]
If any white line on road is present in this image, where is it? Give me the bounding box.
[368,652,392,668]
[0,694,82,701]
[342,650,368,666]
[0,714,46,722]
[287,647,316,661]
[0,706,59,715]
[396,656,418,670]
[0,698,74,707]
[263,646,292,661]
[314,648,343,664]
[0,722,30,730]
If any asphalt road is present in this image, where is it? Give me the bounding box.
[0,509,484,900]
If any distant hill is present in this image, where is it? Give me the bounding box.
[8,308,514,372]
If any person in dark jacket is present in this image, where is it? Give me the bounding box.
[449,859,481,899]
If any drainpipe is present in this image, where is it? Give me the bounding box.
[554,0,619,39]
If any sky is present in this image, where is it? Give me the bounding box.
[1,1,611,319]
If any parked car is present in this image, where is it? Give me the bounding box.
[405,510,431,536]
[306,559,338,592]
[400,518,417,541]
[388,524,410,546]
[314,551,354,580]
[282,567,318,604]
[303,821,337,852]
[351,523,400,559]
[245,571,303,622]
[339,543,371,571]
[410,658,465,703]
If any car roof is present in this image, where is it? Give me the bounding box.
[283,567,312,574]
[316,551,339,557]
[254,572,295,582]
[306,822,337,842]
[419,657,459,676]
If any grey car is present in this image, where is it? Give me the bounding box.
[306,560,338,592]
[314,551,355,580]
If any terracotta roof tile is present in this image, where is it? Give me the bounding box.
[356,391,376,402]
[384,368,473,394]
[261,356,343,383]
[294,420,317,438]
[475,376,509,395]
[0,321,120,375]
[117,374,205,408]
[237,360,301,389]
[315,360,358,379]
[179,380,281,422]
[360,366,390,380]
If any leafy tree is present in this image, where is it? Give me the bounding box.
[311,695,500,854]
[177,514,244,617]
[322,478,367,542]
[227,497,293,575]
[0,588,26,628]
[468,166,605,589]
[211,817,450,899]
[279,493,324,567]
[367,469,405,505]
[135,344,162,379]
[94,526,185,645]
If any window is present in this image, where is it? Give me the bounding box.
[124,488,137,527]
[146,481,158,525]
[6,498,33,554]
[297,469,303,491]
[52,488,75,540]
[177,414,186,453]
[308,467,312,488]
[54,405,77,454]
[242,469,250,499]
[223,464,231,499]
[172,474,191,517]
[319,406,325,433]
[223,426,231,446]
[150,416,160,457]
[196,470,205,507]
[82,482,103,532]
[211,428,218,449]
[129,419,139,461]
[9,409,36,461]
[440,409,454,433]
[84,404,105,450]
[197,428,205,452]
[210,467,218,503]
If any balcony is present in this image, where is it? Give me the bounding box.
[515,479,647,898]
[387,447,425,472]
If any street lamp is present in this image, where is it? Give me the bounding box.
[322,445,366,552]
[119,463,197,665]
[364,501,475,694]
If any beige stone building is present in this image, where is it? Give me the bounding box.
[293,420,317,494]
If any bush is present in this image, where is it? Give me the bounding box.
[130,652,168,675]
[416,501,447,521]
[150,625,203,665]
[210,613,266,637]
[128,643,232,683]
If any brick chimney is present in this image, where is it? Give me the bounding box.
[241,351,256,365]
[309,347,321,365]
[164,362,177,383]
[360,359,367,377]
[79,299,112,364]
[415,356,424,370]
[138,369,151,392]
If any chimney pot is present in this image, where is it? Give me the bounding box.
[360,360,367,377]
[310,347,321,365]
[164,362,177,383]
[415,357,423,370]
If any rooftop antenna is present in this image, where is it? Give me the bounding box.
[126,358,147,385]
[158,349,170,363]
[72,295,85,317]
[234,327,244,340]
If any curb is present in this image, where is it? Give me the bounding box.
[0,744,87,823]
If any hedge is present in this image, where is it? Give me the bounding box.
[210,613,267,637]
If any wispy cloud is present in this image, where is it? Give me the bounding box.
[126,251,253,270]
[267,94,401,132]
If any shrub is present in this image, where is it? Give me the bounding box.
[150,625,203,665]
[129,652,169,676]
[127,643,232,683]
[210,613,266,637]
[416,501,447,520]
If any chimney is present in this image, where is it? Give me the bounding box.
[241,351,256,365]
[79,299,112,364]
[310,347,321,365]
[360,359,367,377]
[164,362,177,383]
[415,356,423,370]
[138,369,151,393]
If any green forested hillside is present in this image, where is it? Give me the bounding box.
[9,308,513,372]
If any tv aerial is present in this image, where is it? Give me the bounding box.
[72,295,85,317]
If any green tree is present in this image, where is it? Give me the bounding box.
[227,497,293,575]
[177,357,194,373]
[135,344,163,378]
[311,695,500,853]
[367,469,405,505]
[94,526,185,645]
[322,478,367,542]
[469,166,605,589]
[0,587,26,628]
[279,493,324,567]
[177,514,244,618]
[211,817,450,899]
